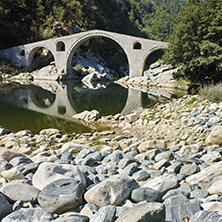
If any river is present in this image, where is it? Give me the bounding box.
[0,80,175,134]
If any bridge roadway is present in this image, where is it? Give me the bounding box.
[0,30,168,79]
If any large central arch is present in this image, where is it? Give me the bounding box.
[66,32,130,75]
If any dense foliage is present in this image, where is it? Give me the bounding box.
[164,0,222,83]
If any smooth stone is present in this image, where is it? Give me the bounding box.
[162,188,190,201]
[118,157,138,169]
[164,195,201,222]
[190,189,209,199]
[61,142,89,154]
[80,203,98,218]
[167,162,182,173]
[76,147,97,161]
[1,167,25,180]
[153,159,171,170]
[38,178,85,214]
[155,151,174,162]
[32,162,86,190]
[115,202,165,222]
[1,208,54,222]
[208,179,222,195]
[84,174,139,208]
[1,183,40,202]
[131,187,160,203]
[61,152,73,161]
[81,152,103,166]
[96,165,118,175]
[178,143,203,156]
[9,157,32,167]
[0,148,25,162]
[103,151,123,165]
[0,159,12,173]
[132,170,150,181]
[142,174,179,198]
[201,202,222,214]
[201,151,222,163]
[186,161,222,190]
[54,215,89,222]
[206,125,222,145]
[89,205,116,222]
[179,163,199,176]
[39,128,60,136]
[0,193,11,220]
[122,162,138,176]
[190,210,222,222]
[138,140,167,153]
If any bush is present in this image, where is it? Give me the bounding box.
[199,83,222,103]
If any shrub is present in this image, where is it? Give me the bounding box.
[199,83,222,103]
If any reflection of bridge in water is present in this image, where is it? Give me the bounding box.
[0,81,174,123]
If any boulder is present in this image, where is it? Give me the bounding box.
[0,148,25,162]
[0,183,40,202]
[164,195,201,222]
[206,125,222,145]
[89,205,116,222]
[73,110,100,122]
[84,174,139,208]
[32,162,86,190]
[0,193,11,220]
[115,202,165,222]
[138,140,167,153]
[1,208,54,222]
[131,187,160,203]
[190,211,222,222]
[208,179,222,195]
[142,174,179,198]
[38,178,85,214]
[201,202,222,214]
[1,168,25,180]
[186,161,222,190]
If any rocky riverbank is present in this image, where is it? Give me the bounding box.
[1,94,222,221]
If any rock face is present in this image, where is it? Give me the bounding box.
[115,202,165,222]
[84,174,139,208]
[38,178,85,214]
[206,125,222,145]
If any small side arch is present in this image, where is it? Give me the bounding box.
[133,42,142,50]
[20,49,25,56]
[56,41,65,51]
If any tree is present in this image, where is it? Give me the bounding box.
[164,0,222,83]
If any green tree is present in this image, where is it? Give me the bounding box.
[164,0,222,83]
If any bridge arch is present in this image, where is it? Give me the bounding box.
[66,32,130,75]
[27,45,55,71]
[142,46,166,75]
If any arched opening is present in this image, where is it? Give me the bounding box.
[66,34,130,79]
[56,41,65,51]
[142,48,165,76]
[133,42,142,50]
[58,105,66,115]
[27,47,55,72]
[20,49,25,56]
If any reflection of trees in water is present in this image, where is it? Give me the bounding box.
[0,82,21,95]
[67,82,128,116]
[29,85,56,108]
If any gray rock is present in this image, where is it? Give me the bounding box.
[180,163,199,176]
[38,178,85,214]
[143,174,179,198]
[103,151,123,165]
[190,210,222,222]
[138,140,167,153]
[9,157,32,167]
[0,193,11,220]
[0,148,25,162]
[118,157,138,169]
[84,174,139,208]
[190,189,209,199]
[1,208,54,222]
[123,151,138,158]
[162,188,190,201]
[80,203,98,218]
[61,152,73,161]
[155,151,174,162]
[131,187,160,203]
[76,147,97,161]
[32,162,86,190]
[0,183,40,202]
[164,195,201,222]
[0,159,12,173]
[89,205,116,222]
[73,110,100,122]
[61,142,89,154]
[115,202,165,222]
[201,151,222,163]
[122,162,138,176]
[96,165,118,175]
[208,179,222,195]
[132,170,150,181]
[167,162,182,174]
[54,215,89,222]
[81,152,102,166]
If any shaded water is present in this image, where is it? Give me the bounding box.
[0,81,173,134]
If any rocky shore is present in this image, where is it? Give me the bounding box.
[1,94,222,221]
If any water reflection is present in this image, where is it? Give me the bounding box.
[0,80,175,133]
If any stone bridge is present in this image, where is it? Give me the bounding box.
[0,30,168,78]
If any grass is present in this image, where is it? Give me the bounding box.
[185,97,197,106]
[199,83,222,103]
